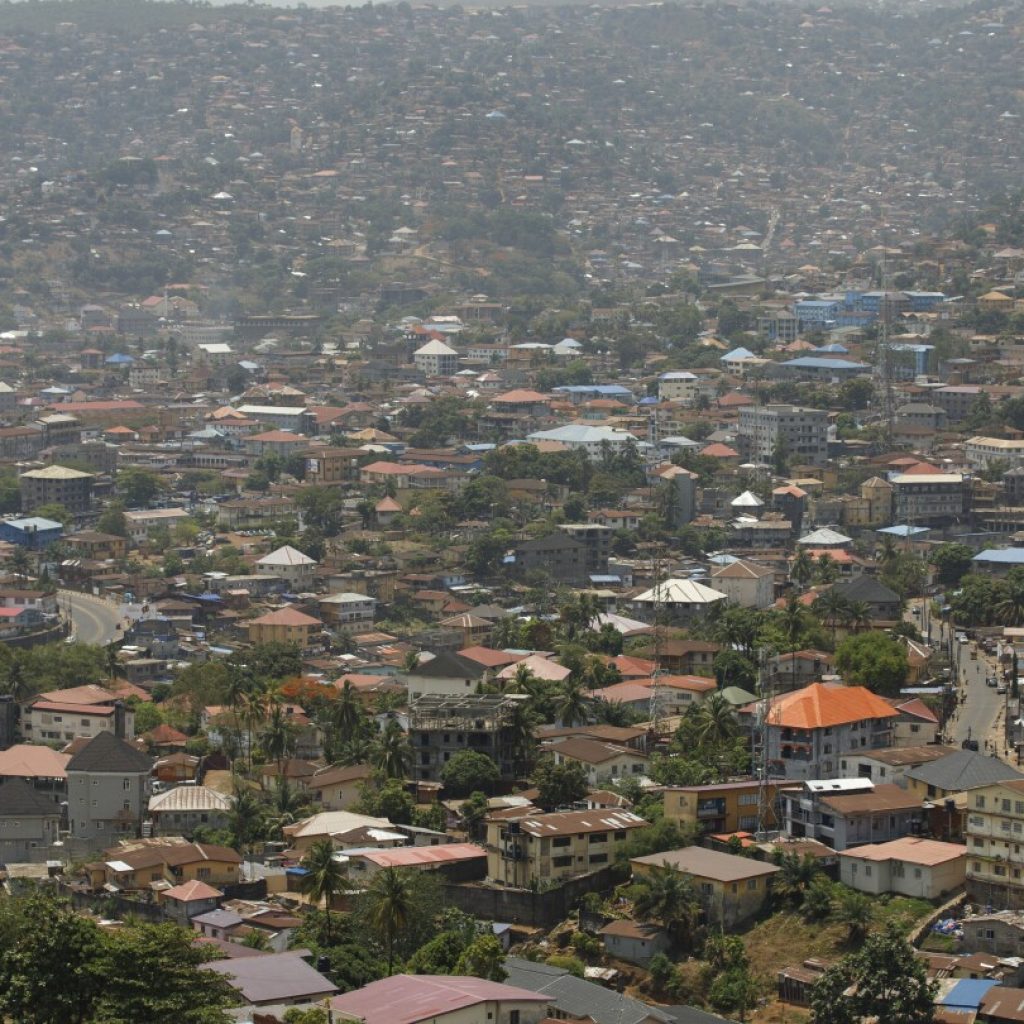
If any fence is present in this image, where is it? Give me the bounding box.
[442,867,618,928]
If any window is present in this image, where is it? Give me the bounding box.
[197,868,211,880]
[123,779,132,791]
[739,794,758,806]
[701,883,714,896]
[747,879,758,890]
[977,796,987,809]
[1004,800,1013,813]
[914,868,922,879]
[553,837,571,848]
[552,856,572,868]
[510,1012,520,1024]
[589,853,608,865]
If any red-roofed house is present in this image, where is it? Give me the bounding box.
[247,607,323,648]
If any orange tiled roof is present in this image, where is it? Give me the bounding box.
[770,683,899,729]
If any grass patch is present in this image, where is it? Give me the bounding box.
[920,932,959,953]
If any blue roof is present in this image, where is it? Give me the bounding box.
[105,353,134,364]
[796,300,839,308]
[553,384,633,397]
[974,548,1024,564]
[877,525,930,537]
[638,396,659,405]
[4,516,63,531]
[813,343,849,354]
[721,347,756,361]
[939,979,998,1011]
[782,357,870,370]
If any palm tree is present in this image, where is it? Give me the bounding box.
[332,680,364,746]
[813,588,850,645]
[505,700,537,777]
[555,679,590,727]
[790,548,814,589]
[773,852,821,906]
[505,663,539,695]
[299,838,348,943]
[834,887,872,942]
[996,576,1024,627]
[338,734,374,767]
[401,650,421,673]
[814,553,839,585]
[242,688,269,772]
[877,534,899,569]
[363,866,416,974]
[374,719,412,780]
[266,777,308,840]
[846,600,873,633]
[229,784,265,878]
[695,692,738,749]
[632,865,699,943]
[262,697,296,777]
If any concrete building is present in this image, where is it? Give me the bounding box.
[737,405,829,466]
[890,473,968,525]
[838,837,966,899]
[631,578,729,624]
[317,591,377,626]
[966,436,1024,471]
[147,785,233,838]
[413,339,459,376]
[965,779,1024,909]
[544,738,649,787]
[256,545,317,590]
[632,846,779,929]
[487,808,647,887]
[403,651,488,701]
[709,559,775,608]
[0,778,62,862]
[19,464,94,514]
[662,780,796,836]
[123,507,191,545]
[247,607,323,648]
[66,732,152,844]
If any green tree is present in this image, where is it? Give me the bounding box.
[362,867,417,975]
[96,506,128,537]
[772,851,822,907]
[299,838,349,943]
[632,864,699,944]
[834,631,909,696]
[454,934,508,981]
[117,467,164,507]
[0,891,103,1024]
[92,922,237,1024]
[355,777,415,825]
[555,679,590,726]
[810,925,936,1024]
[530,755,588,811]
[931,542,974,587]
[833,887,873,942]
[440,749,501,797]
[374,719,412,780]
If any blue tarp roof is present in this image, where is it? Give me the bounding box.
[939,979,998,1011]
[782,357,870,369]
[877,525,930,537]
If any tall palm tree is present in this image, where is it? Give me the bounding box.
[332,680,364,746]
[262,697,296,777]
[363,866,416,974]
[834,887,872,942]
[338,734,374,767]
[813,588,850,645]
[877,534,899,569]
[696,692,738,748]
[555,679,590,727]
[632,865,699,943]
[773,852,821,906]
[506,701,537,777]
[229,784,265,877]
[242,688,269,772]
[374,719,412,780]
[790,548,813,589]
[846,600,873,633]
[814,553,839,585]
[997,576,1024,627]
[299,837,348,943]
[505,663,539,695]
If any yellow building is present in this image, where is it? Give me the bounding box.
[247,606,323,647]
[486,809,647,888]
[632,846,779,929]
[966,779,1024,908]
[663,780,798,836]
[84,840,242,891]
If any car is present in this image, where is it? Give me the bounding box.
[998,685,1008,695]
[963,738,980,751]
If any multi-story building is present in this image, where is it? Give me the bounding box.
[409,695,520,783]
[21,686,134,745]
[515,533,590,585]
[966,436,1024,471]
[246,607,323,649]
[890,473,968,525]
[783,778,925,851]
[123,507,191,545]
[413,339,459,376]
[662,780,797,836]
[66,732,152,845]
[19,464,95,514]
[486,808,647,887]
[317,592,377,627]
[737,404,829,466]
[763,682,899,780]
[965,779,1024,909]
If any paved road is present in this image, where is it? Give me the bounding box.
[60,590,122,646]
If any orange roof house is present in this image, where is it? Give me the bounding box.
[768,682,899,730]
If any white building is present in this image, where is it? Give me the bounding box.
[256,545,317,590]
[123,507,191,545]
[965,435,1024,470]
[527,424,645,458]
[413,339,459,377]
[738,404,829,466]
[710,559,775,608]
[317,592,377,626]
[631,578,728,623]
[838,837,966,899]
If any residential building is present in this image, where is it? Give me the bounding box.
[235,405,311,433]
[205,949,337,1008]
[123,507,191,545]
[890,473,968,525]
[413,339,459,376]
[514,532,590,586]
[307,762,374,811]
[961,911,1024,957]
[0,743,70,803]
[557,523,612,577]
[709,559,775,608]
[764,682,899,780]
[486,808,647,887]
[0,516,64,550]
[317,591,377,626]
[831,575,902,621]
[19,464,95,514]
[783,778,925,851]
[83,839,242,891]
[737,404,829,466]
[329,975,550,1024]
[631,846,780,928]
[342,842,487,882]
[281,810,392,855]
[21,685,134,744]
[403,651,488,701]
[965,779,1024,909]
[246,607,323,648]
[840,745,957,788]
[147,786,233,838]
[598,921,671,967]
[966,436,1024,471]
[66,731,152,844]
[256,545,317,590]
[504,956,675,1024]
[544,738,649,787]
[838,837,966,899]
[663,780,797,836]
[904,750,1024,805]
[631,578,729,624]
[0,778,62,862]
[526,423,643,457]
[410,694,522,782]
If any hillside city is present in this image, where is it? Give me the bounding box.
[2,0,1024,1022]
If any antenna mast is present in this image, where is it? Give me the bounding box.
[756,648,778,840]
[876,245,897,446]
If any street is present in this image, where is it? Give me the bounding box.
[59,590,123,646]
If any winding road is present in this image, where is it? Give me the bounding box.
[59,590,123,646]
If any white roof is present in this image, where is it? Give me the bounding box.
[414,339,458,356]
[528,424,640,445]
[731,490,765,508]
[797,527,852,546]
[148,786,233,813]
[283,810,391,840]
[805,778,874,794]
[257,544,316,567]
[890,473,963,485]
[237,405,308,417]
[197,343,233,354]
[319,592,376,605]
[633,578,729,605]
